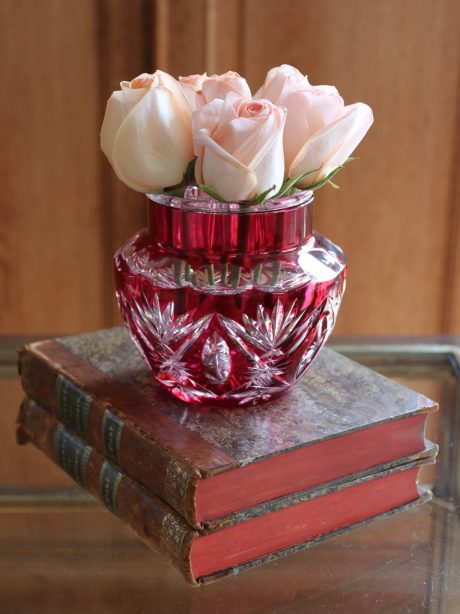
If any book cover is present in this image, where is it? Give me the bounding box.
[17,399,436,586]
[18,327,438,529]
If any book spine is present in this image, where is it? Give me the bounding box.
[18,347,201,528]
[17,399,199,586]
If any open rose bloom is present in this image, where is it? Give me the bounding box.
[193,94,286,201]
[101,65,373,200]
[106,66,372,405]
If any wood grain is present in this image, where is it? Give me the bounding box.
[97,0,152,323]
[1,0,459,486]
[155,0,207,75]
[0,0,106,335]
[158,0,460,334]
[240,0,460,335]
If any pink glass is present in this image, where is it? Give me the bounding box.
[113,188,346,406]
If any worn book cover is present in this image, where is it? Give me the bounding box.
[18,327,438,529]
[17,399,436,586]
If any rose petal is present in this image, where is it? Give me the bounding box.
[181,85,205,110]
[254,64,306,103]
[100,89,146,166]
[202,71,251,103]
[192,98,224,161]
[112,87,193,191]
[198,129,258,201]
[290,102,373,185]
[321,102,374,173]
[250,126,285,196]
[283,89,344,169]
[214,116,261,158]
[156,70,190,106]
[234,109,283,168]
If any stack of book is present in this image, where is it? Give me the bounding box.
[17,327,437,585]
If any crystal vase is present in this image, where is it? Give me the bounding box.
[113,188,346,406]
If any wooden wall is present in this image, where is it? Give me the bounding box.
[1,0,459,338]
[1,0,459,485]
[158,0,460,336]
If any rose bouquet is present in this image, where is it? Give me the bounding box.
[101,65,373,202]
[102,66,373,405]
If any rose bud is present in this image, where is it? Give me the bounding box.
[179,71,251,110]
[255,64,373,186]
[193,93,286,202]
[100,70,193,192]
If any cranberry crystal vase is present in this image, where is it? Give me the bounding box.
[114,189,346,405]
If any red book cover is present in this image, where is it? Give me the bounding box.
[17,399,436,586]
[18,327,438,529]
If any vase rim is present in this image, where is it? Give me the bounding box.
[146,187,313,214]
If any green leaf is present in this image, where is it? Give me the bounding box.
[184,157,196,182]
[198,184,228,202]
[275,157,358,196]
[307,165,345,191]
[164,185,186,197]
[247,184,276,205]
[273,167,321,199]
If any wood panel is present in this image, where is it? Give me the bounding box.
[98,0,153,322]
[155,0,207,76]
[0,0,154,334]
[0,0,106,335]
[157,0,460,335]
[240,0,460,335]
[1,0,458,338]
[0,0,155,484]
[443,120,460,334]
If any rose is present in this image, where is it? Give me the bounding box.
[179,71,251,110]
[193,93,286,202]
[255,64,373,186]
[100,70,193,192]
[178,73,207,110]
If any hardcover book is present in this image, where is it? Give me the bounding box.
[18,327,438,529]
[17,399,436,586]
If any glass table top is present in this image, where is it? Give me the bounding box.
[1,337,459,613]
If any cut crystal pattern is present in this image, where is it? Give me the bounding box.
[130,292,212,386]
[114,198,347,405]
[201,332,231,385]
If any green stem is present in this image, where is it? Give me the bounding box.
[206,264,215,285]
[165,186,186,197]
[229,264,241,289]
[173,259,183,286]
[184,263,192,282]
[220,263,228,285]
[252,263,263,284]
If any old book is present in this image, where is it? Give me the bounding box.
[17,399,436,586]
[18,327,438,530]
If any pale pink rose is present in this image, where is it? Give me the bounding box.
[193,93,286,201]
[101,70,193,192]
[178,73,208,110]
[255,64,373,186]
[179,71,251,110]
[201,71,251,102]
